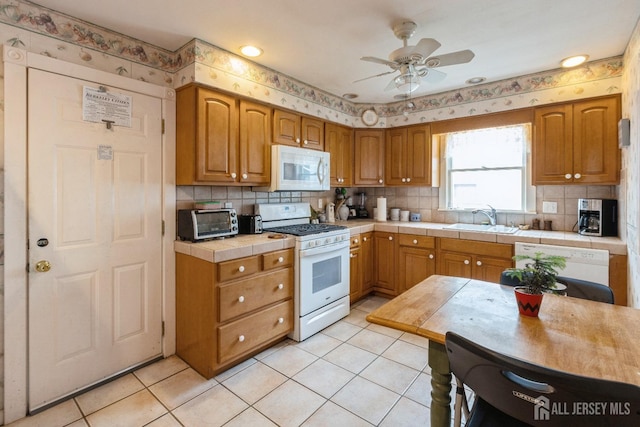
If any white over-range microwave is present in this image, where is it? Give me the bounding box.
[255,145,330,192]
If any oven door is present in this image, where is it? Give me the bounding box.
[298,240,349,317]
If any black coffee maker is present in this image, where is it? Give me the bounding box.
[578,199,617,237]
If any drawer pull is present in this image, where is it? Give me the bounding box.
[477,261,483,266]
[278,256,284,263]
[353,238,359,244]
[278,317,284,324]
[413,239,418,244]
[238,265,245,272]
[350,253,355,258]
[388,236,393,241]
[238,295,245,303]
[363,237,367,242]
[429,254,434,259]
[278,283,284,290]
[238,335,245,342]
[464,260,470,265]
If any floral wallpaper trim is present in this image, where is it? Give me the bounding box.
[0,1,625,119]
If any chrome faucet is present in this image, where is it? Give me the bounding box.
[472,205,497,226]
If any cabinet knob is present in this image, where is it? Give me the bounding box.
[242,173,248,180]
[278,283,284,290]
[406,178,411,183]
[402,178,406,183]
[296,138,301,143]
[363,237,367,242]
[303,140,308,145]
[565,173,572,179]
[238,335,245,342]
[354,238,359,244]
[350,253,355,258]
[278,317,284,324]
[378,179,383,184]
[278,256,284,263]
[231,172,237,179]
[477,261,482,266]
[464,260,470,265]
[429,254,434,259]
[238,265,245,272]
[413,239,418,244]
[388,236,393,241]
[238,295,245,303]
[574,173,581,179]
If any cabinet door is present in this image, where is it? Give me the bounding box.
[349,246,362,304]
[406,125,431,185]
[196,89,238,182]
[533,104,573,185]
[326,123,353,186]
[573,97,620,184]
[239,100,271,184]
[354,130,385,186]
[385,128,407,185]
[301,117,325,151]
[361,232,374,295]
[438,251,472,279]
[373,232,397,296]
[273,109,301,147]
[398,246,436,292]
[473,256,513,283]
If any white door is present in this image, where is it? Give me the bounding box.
[27,69,163,410]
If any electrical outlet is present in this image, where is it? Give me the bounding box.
[542,201,557,214]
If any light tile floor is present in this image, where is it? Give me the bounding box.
[8,296,453,427]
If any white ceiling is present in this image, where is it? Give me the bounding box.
[32,0,640,103]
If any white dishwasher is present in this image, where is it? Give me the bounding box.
[514,242,610,286]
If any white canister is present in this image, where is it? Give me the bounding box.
[390,208,400,221]
[326,203,335,223]
[400,210,410,222]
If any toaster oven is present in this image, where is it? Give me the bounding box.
[177,209,238,241]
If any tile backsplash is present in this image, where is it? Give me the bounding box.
[176,184,618,233]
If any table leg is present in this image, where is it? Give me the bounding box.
[429,340,452,427]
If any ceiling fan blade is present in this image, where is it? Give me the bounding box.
[412,38,441,58]
[361,56,398,68]
[424,49,475,67]
[353,70,396,83]
[420,68,447,83]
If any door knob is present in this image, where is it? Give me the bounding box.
[35,260,52,272]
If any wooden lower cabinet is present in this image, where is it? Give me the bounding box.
[350,232,374,303]
[398,235,436,293]
[349,234,362,303]
[176,249,294,378]
[373,231,398,297]
[437,238,513,283]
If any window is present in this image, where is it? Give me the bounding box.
[439,123,534,212]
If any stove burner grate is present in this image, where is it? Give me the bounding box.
[265,223,347,236]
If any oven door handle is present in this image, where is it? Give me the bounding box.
[299,241,349,257]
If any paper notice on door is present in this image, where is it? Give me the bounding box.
[97,145,113,160]
[83,86,132,128]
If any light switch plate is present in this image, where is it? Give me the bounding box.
[542,201,557,214]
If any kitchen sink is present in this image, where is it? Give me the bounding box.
[444,223,519,234]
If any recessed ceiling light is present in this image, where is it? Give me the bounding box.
[466,77,486,84]
[239,45,263,57]
[342,93,358,99]
[560,55,589,68]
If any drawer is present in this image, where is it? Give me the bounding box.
[350,234,361,248]
[217,255,260,282]
[398,234,435,248]
[218,268,293,322]
[262,248,293,271]
[218,300,293,363]
[439,238,512,259]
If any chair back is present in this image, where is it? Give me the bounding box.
[445,332,640,426]
[555,276,614,304]
[500,270,522,287]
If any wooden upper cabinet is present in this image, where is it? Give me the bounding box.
[325,123,353,186]
[239,100,271,185]
[273,109,324,150]
[533,95,620,185]
[354,129,385,186]
[176,85,271,185]
[385,125,432,185]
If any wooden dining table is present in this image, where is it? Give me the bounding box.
[366,275,640,427]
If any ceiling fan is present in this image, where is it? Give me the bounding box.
[356,21,475,94]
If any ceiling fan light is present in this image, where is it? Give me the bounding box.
[560,54,588,68]
[395,73,421,93]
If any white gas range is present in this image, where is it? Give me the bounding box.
[256,203,351,341]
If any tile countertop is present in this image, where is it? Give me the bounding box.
[175,220,627,263]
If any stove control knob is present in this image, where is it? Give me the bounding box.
[325,238,331,244]
[308,240,315,248]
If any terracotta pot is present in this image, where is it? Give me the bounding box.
[514,287,543,317]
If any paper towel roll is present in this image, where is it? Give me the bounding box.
[376,197,387,222]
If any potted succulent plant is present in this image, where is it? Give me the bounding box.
[505,252,567,317]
